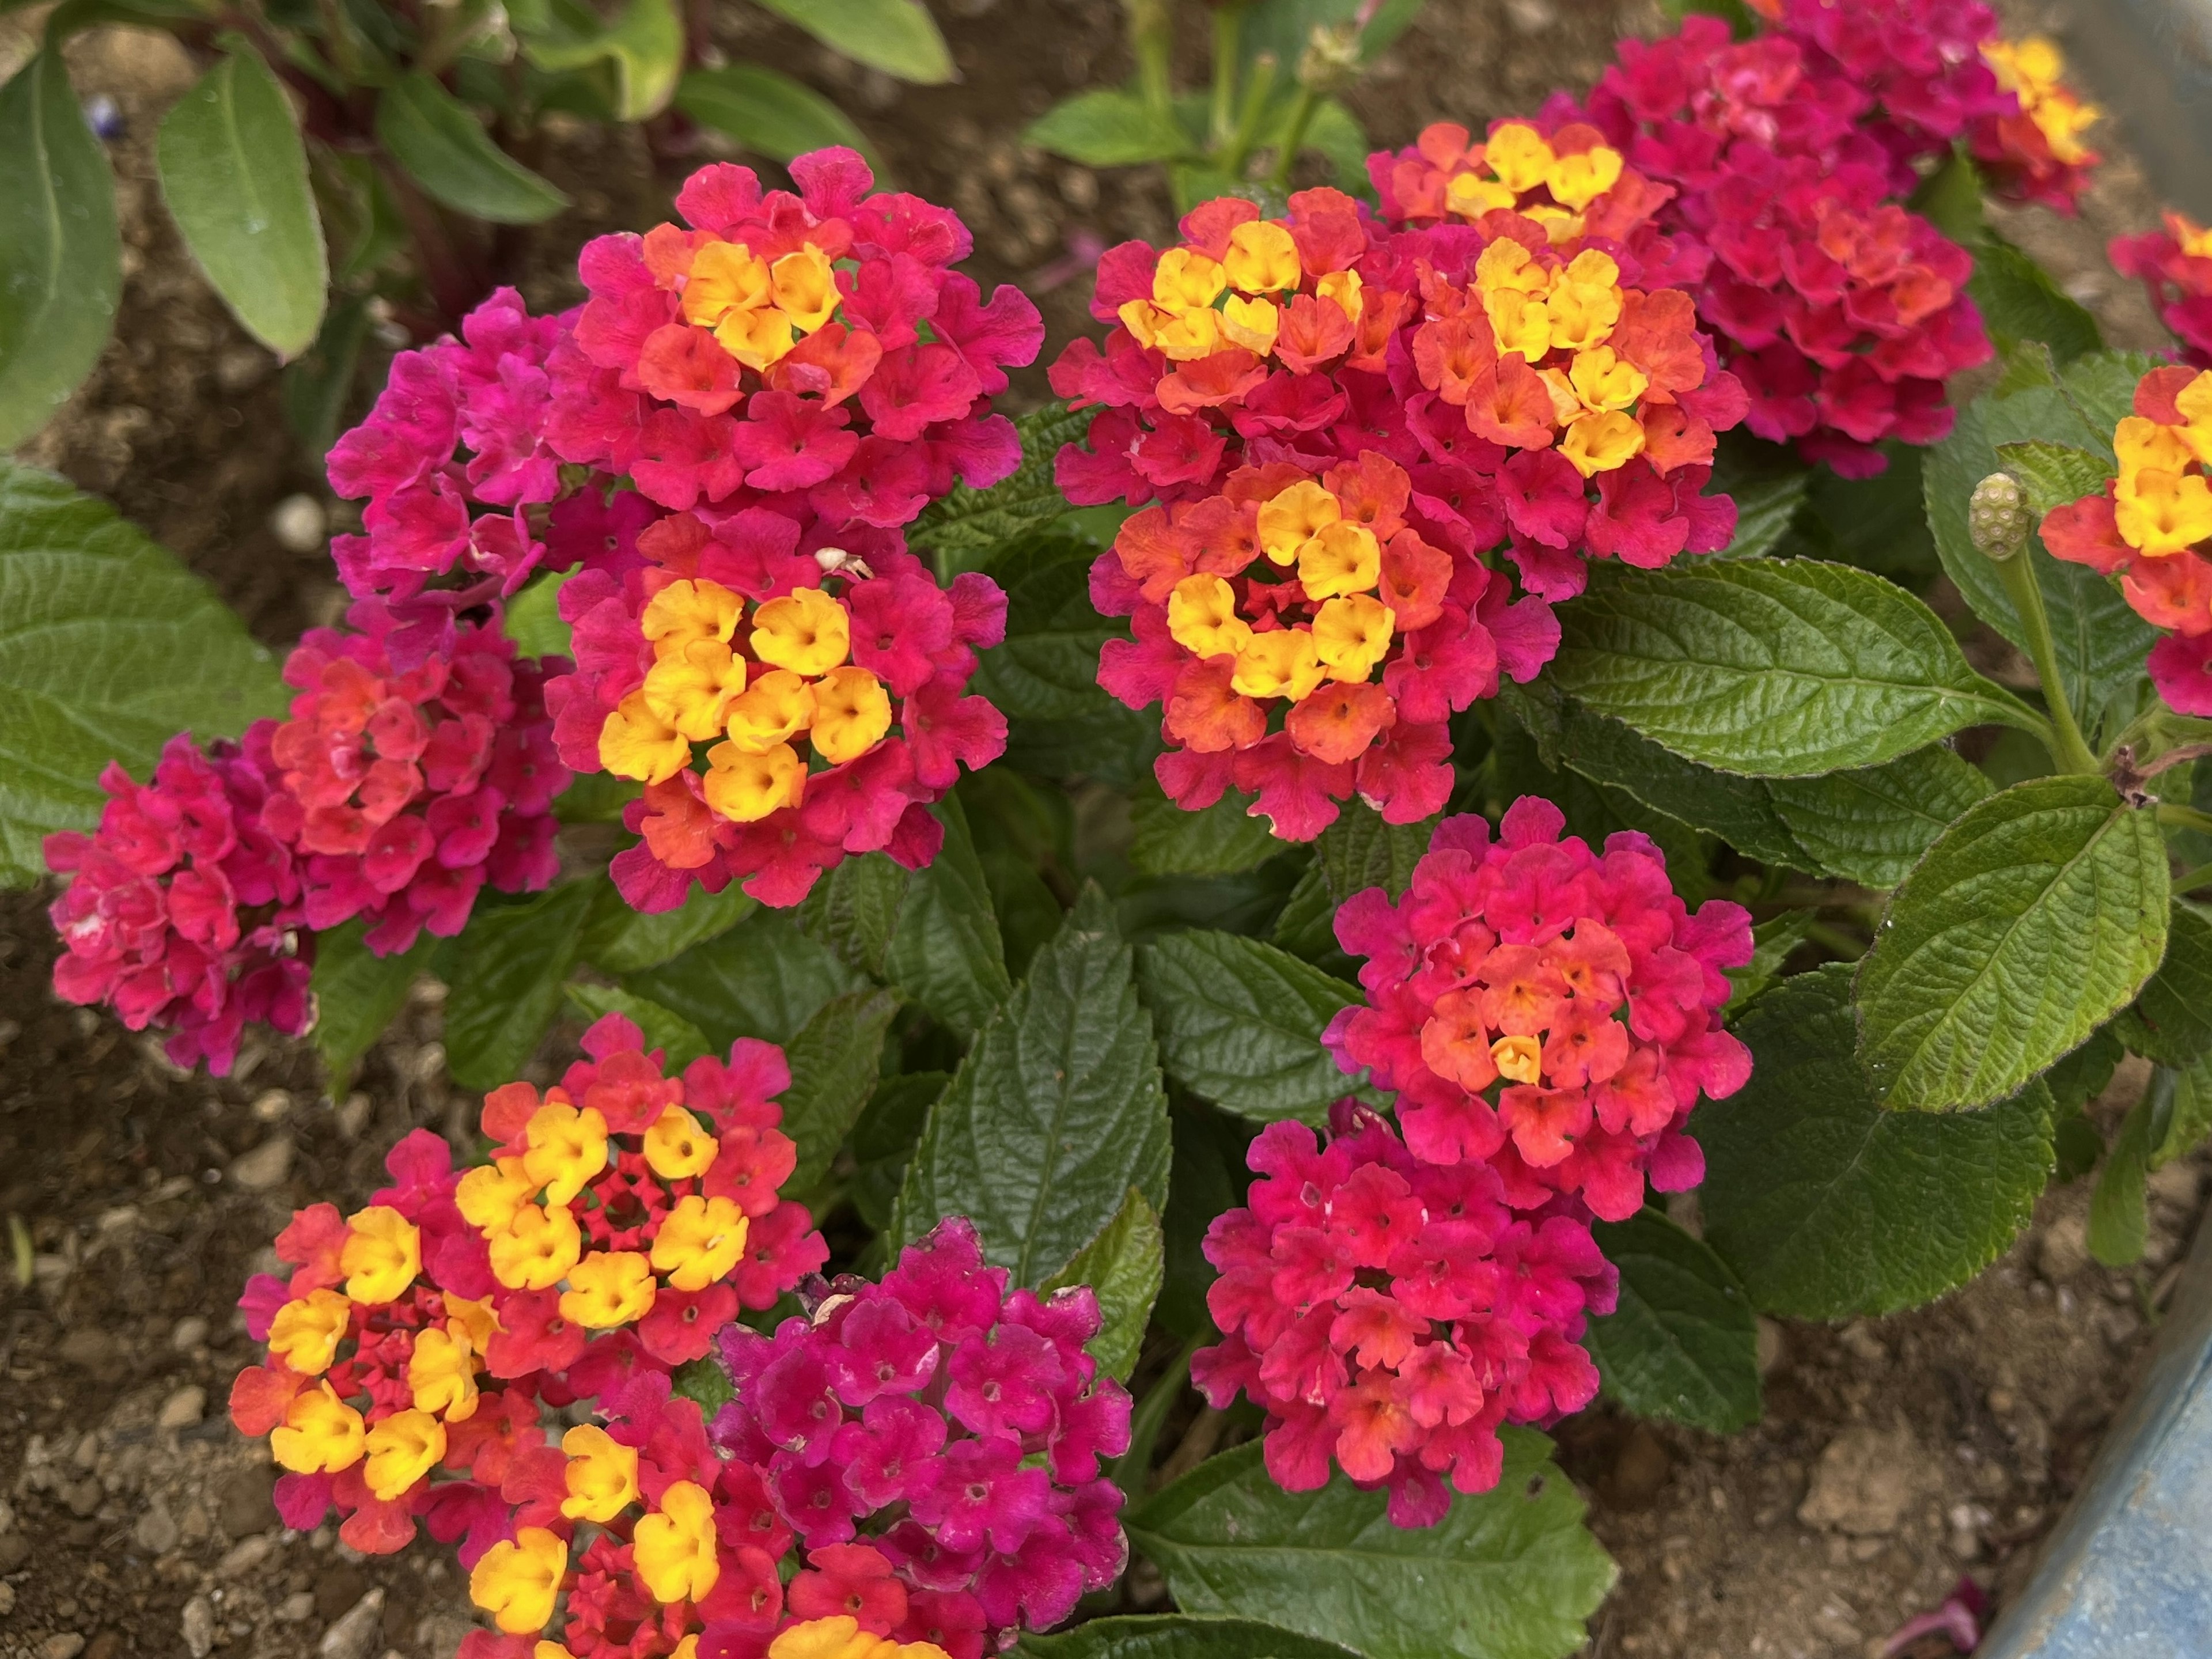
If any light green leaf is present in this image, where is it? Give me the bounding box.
[1127,1433,1615,1659]
[376,73,570,225]
[1856,775,2169,1111]
[503,569,573,661]
[1584,1209,1762,1434]
[1696,965,2056,1318]
[309,922,437,1089]
[0,461,285,884]
[794,852,908,976]
[1130,787,1282,877]
[2113,902,2212,1068]
[779,986,899,1193]
[1025,88,1190,167]
[1543,558,2033,776]
[563,981,711,1070]
[1995,439,2113,520]
[0,46,120,446]
[1137,931,1358,1124]
[519,0,682,119]
[1043,1185,1164,1382]
[2088,1070,2165,1267]
[444,881,601,1089]
[156,47,325,358]
[910,404,1090,568]
[1016,1615,1362,1659]
[892,887,1172,1286]
[581,878,753,975]
[676,63,871,164]
[883,796,1013,1039]
[756,0,953,84]
[2153,1052,2212,1170]
[621,906,867,1048]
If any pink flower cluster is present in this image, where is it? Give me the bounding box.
[1330,799,1751,1219]
[45,734,308,1073]
[1194,1103,1617,1527]
[2112,214,2212,369]
[709,1218,1130,1653]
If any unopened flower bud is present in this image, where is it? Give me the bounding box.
[1298,21,1363,93]
[1971,472,2030,562]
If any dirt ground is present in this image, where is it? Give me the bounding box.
[3,2,2207,1658]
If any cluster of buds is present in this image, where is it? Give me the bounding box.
[1056,184,1742,839]
[45,734,308,1073]
[227,1014,827,1558]
[1194,1106,1617,1528]
[2039,364,2212,714]
[2111,214,2212,369]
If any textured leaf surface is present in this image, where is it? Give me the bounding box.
[893,888,1171,1285]
[156,49,324,357]
[1697,966,2055,1318]
[883,796,1011,1039]
[376,74,569,224]
[519,0,683,119]
[1316,799,1436,904]
[564,982,710,1071]
[0,461,285,884]
[1995,440,2112,518]
[1138,931,1358,1124]
[622,907,866,1049]
[676,63,870,161]
[445,881,600,1089]
[779,987,899,1193]
[0,47,119,446]
[581,879,753,975]
[1025,90,1190,166]
[2154,1053,2212,1170]
[2088,1077,2158,1267]
[795,852,908,976]
[909,404,1090,562]
[1971,233,2101,365]
[1130,788,1282,876]
[1016,1616,1361,1659]
[309,923,436,1090]
[1544,559,2031,775]
[2115,903,2212,1068]
[1856,775,2168,1111]
[756,0,953,82]
[1127,1434,1614,1659]
[1584,1210,1761,1433]
[1043,1185,1163,1382]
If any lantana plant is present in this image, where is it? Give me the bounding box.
[15,4,2212,1656]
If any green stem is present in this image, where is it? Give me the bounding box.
[1127,0,1174,123]
[1219,50,1277,178]
[1995,550,2100,775]
[2158,803,2212,838]
[1209,2,1244,150]
[2172,859,2212,895]
[1113,1332,1204,1503]
[1268,84,1320,188]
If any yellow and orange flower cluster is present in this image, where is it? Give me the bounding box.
[1114,217,1395,377]
[652,233,841,374]
[1980,37,2099,172]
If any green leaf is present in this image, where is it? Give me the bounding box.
[1970,233,2101,366]
[1856,775,2169,1111]
[883,796,1013,1039]
[0,46,120,446]
[2045,1024,2124,1114]
[309,922,435,1089]
[1908,145,1982,244]
[519,0,682,119]
[1696,965,2056,1318]
[1043,1185,1164,1382]
[1238,0,1423,81]
[892,887,1172,1286]
[756,0,953,84]
[794,852,908,976]
[503,569,573,661]
[1130,787,1282,877]
[581,878,754,975]
[1789,446,1938,581]
[444,881,602,1089]
[1584,1209,1761,1434]
[282,296,371,459]
[621,906,867,1048]
[2088,1071,2164,1266]
[563,982,710,1070]
[779,986,899,1193]
[155,47,325,358]
[0,461,285,884]
[1025,88,1190,167]
[375,73,570,225]
[851,1071,947,1230]
[671,1353,733,1415]
[1723,910,1814,1015]
[676,63,872,164]
[1712,465,1810,562]
[1016,1616,1362,1659]
[1270,862,1339,965]
[910,404,1092,567]
[1137,931,1358,1124]
[1157,1104,1244,1340]
[2153,1052,2212,1169]
[1995,439,2113,519]
[1316,798,1434,904]
[2114,903,2212,1068]
[1127,1433,1615,1659]
[1543,559,2033,776]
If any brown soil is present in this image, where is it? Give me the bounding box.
[3,3,2206,1659]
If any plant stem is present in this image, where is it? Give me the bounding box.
[1209,1,1244,150]
[1268,84,1319,188]
[1127,0,1174,124]
[1995,549,2100,775]
[2172,859,2212,895]
[2157,802,2212,838]
[376,157,481,327]
[1219,50,1276,179]
[1113,1331,1205,1503]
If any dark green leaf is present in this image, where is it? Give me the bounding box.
[910,404,1092,567]
[156,47,325,358]
[2044,1024,2123,1114]
[779,986,899,1192]
[1157,1104,1245,1340]
[1584,1210,1762,1433]
[1025,88,1190,167]
[0,461,285,884]
[621,906,866,1049]
[1016,1615,1361,1659]
[1270,862,1340,965]
[2088,1071,2164,1266]
[0,46,120,446]
[581,877,753,975]
[1316,798,1434,904]
[309,922,435,1089]
[1697,965,2055,1318]
[794,852,908,976]
[1138,931,1359,1123]
[1995,439,2114,519]
[1543,559,2033,776]
[1722,911,1815,1015]
[671,1353,733,1415]
[676,63,872,164]
[884,796,1012,1039]
[1712,467,1810,562]
[756,0,953,83]
[376,73,570,224]
[851,1071,947,1230]
[1130,787,1282,877]
[1127,1433,1615,1659]
[563,982,710,1070]
[2114,903,2212,1067]
[444,881,601,1089]
[281,296,371,459]
[892,887,1172,1285]
[518,0,681,119]
[1971,233,2101,366]
[1856,775,2169,1111]
[2153,1052,2212,1170]
[1789,446,1938,581]
[1043,1185,1164,1382]
[1908,145,1982,244]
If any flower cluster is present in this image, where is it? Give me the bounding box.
[1971,35,2100,211]
[1194,1104,1617,1527]
[2111,214,2212,369]
[256,604,566,955]
[1327,798,1752,1220]
[2040,363,2212,714]
[227,1013,826,1558]
[44,734,307,1073]
[1056,183,1741,838]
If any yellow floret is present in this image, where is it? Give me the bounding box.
[1231,629,1327,702]
[703,741,806,822]
[271,1382,365,1475]
[599,692,692,786]
[1257,480,1342,566]
[340,1206,421,1306]
[642,1105,719,1181]
[363,1407,446,1500]
[649,1193,751,1293]
[471,1528,567,1636]
[1560,410,1647,476]
[1224,221,1302,294]
[642,578,743,657]
[560,1423,641,1524]
[522,1100,610,1208]
[1297,522,1382,600]
[809,666,893,765]
[1166,574,1255,660]
[681,241,772,329]
[1312,595,1397,683]
[771,245,840,334]
[267,1289,352,1376]
[751,587,851,677]
[488,1203,583,1292]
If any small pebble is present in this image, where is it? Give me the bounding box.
[182,1595,215,1658]
[278,1591,317,1623]
[319,1587,385,1659]
[171,1315,210,1351]
[270,494,328,552]
[336,1093,373,1139]
[158,1385,207,1429]
[251,1087,294,1122]
[229,1135,294,1191]
[58,1330,115,1369]
[132,1501,180,1556]
[85,1635,122,1659]
[0,1581,14,1616]
[217,1533,275,1578]
[39,1635,86,1659]
[62,1478,103,1518]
